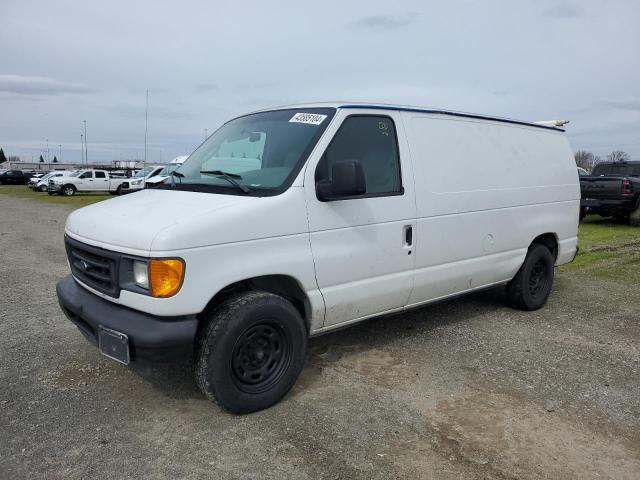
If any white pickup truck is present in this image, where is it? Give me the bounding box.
[120,165,164,193]
[49,169,130,196]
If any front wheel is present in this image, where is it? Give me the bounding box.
[506,243,554,311]
[62,185,76,196]
[39,184,48,192]
[196,291,307,414]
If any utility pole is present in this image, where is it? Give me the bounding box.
[83,120,88,165]
[80,134,84,165]
[144,89,149,164]
[46,138,49,163]
[59,144,62,162]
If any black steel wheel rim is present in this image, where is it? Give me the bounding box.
[528,259,548,297]
[231,320,291,394]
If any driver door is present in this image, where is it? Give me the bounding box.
[304,110,417,328]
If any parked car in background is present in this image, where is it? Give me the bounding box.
[0,170,31,185]
[28,173,48,189]
[49,169,129,196]
[579,161,640,224]
[32,171,76,192]
[145,155,189,187]
[56,103,579,414]
[577,167,589,176]
[120,165,164,193]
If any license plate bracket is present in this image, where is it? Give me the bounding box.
[98,326,130,365]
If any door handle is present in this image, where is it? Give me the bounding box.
[404,225,413,246]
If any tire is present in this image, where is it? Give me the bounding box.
[38,184,48,192]
[196,291,307,414]
[115,186,122,195]
[630,204,640,226]
[506,243,555,311]
[62,185,76,196]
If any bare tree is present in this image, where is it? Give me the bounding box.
[607,150,630,163]
[574,150,595,171]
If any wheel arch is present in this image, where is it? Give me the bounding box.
[530,232,559,261]
[199,274,312,331]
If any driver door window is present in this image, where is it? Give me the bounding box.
[316,116,402,197]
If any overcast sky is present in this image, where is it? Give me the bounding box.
[1,0,639,163]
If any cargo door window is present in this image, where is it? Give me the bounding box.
[316,115,402,197]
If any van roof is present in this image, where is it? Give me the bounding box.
[250,102,565,132]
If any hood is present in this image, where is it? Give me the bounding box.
[65,189,258,254]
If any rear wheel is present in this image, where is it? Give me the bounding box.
[506,243,554,311]
[38,184,48,192]
[630,205,640,226]
[196,291,307,414]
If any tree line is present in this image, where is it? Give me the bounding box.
[0,148,58,165]
[575,149,631,171]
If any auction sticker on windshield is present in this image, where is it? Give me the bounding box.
[289,112,327,125]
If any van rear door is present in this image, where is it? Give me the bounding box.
[304,110,417,327]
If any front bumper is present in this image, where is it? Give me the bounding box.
[57,275,198,362]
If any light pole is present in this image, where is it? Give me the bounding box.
[144,89,149,164]
[83,120,88,165]
[59,144,62,163]
[46,138,49,163]
[80,134,84,165]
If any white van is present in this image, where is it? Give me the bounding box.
[56,103,579,413]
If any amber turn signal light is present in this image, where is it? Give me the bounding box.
[148,258,185,298]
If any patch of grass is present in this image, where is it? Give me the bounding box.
[577,216,639,251]
[562,216,640,271]
[0,185,111,207]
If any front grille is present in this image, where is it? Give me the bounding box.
[65,236,120,297]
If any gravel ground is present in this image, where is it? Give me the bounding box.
[1,194,639,480]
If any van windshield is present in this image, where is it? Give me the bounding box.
[162,108,335,195]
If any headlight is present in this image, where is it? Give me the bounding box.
[133,260,149,289]
[148,258,185,298]
[131,179,142,185]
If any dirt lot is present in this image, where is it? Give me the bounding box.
[1,193,639,480]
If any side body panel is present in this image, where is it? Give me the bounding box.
[404,112,579,308]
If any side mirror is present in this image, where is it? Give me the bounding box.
[316,159,366,201]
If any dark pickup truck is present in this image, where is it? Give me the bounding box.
[0,170,34,185]
[580,161,640,225]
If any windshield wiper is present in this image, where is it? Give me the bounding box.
[200,170,250,193]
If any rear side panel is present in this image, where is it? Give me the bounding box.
[404,113,579,307]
